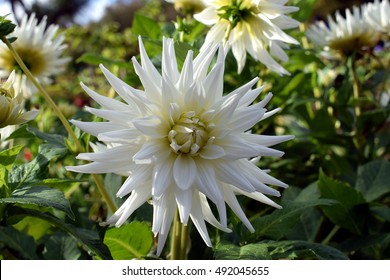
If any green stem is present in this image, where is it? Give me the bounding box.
[171,209,189,260]
[321,225,340,245]
[351,56,361,118]
[1,35,117,214]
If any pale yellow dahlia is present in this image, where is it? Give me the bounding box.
[0,71,39,128]
[66,37,292,255]
[194,0,300,75]
[0,13,70,98]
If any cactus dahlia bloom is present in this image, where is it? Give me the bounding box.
[363,0,390,36]
[194,0,300,75]
[306,5,381,56]
[66,37,292,255]
[0,13,70,99]
[0,71,39,128]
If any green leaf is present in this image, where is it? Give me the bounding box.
[355,160,390,202]
[318,170,366,234]
[0,226,38,259]
[0,14,16,37]
[0,185,74,219]
[77,53,128,68]
[264,240,348,260]
[215,240,348,260]
[338,233,390,256]
[215,241,270,260]
[0,145,23,170]
[247,199,334,241]
[132,13,161,39]
[5,206,112,259]
[43,232,82,260]
[104,221,153,259]
[8,144,67,190]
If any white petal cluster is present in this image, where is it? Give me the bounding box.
[306,3,385,55]
[66,37,292,255]
[0,71,39,128]
[363,0,390,35]
[194,0,300,75]
[0,13,70,98]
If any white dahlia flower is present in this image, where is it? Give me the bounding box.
[306,5,381,55]
[66,37,292,255]
[0,71,39,128]
[0,13,70,99]
[194,0,300,75]
[363,0,390,35]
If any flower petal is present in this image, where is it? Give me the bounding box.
[173,154,196,190]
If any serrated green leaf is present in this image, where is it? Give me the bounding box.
[264,240,348,260]
[5,206,112,259]
[0,226,38,259]
[132,13,161,39]
[215,241,270,260]
[318,170,366,234]
[355,160,390,202]
[215,240,348,260]
[104,221,153,259]
[8,144,67,190]
[247,199,334,241]
[0,186,74,219]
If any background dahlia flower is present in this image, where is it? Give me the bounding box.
[194,0,300,75]
[306,5,381,56]
[0,13,70,99]
[363,0,390,36]
[66,37,292,255]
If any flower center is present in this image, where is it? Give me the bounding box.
[168,111,210,155]
[218,0,256,27]
[0,46,46,76]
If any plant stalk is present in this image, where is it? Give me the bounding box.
[171,209,189,260]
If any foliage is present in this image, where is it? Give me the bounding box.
[0,0,389,260]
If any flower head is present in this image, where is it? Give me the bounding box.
[165,0,206,14]
[0,13,70,98]
[306,5,381,56]
[194,0,300,75]
[66,37,292,255]
[0,71,39,128]
[363,0,390,36]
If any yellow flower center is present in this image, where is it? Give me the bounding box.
[0,46,46,76]
[168,111,210,155]
[218,0,257,27]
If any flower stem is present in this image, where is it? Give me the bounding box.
[171,209,189,260]
[351,55,361,118]
[321,225,340,245]
[1,35,117,214]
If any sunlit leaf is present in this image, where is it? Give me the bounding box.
[104,221,153,259]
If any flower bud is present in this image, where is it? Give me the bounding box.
[0,71,39,128]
